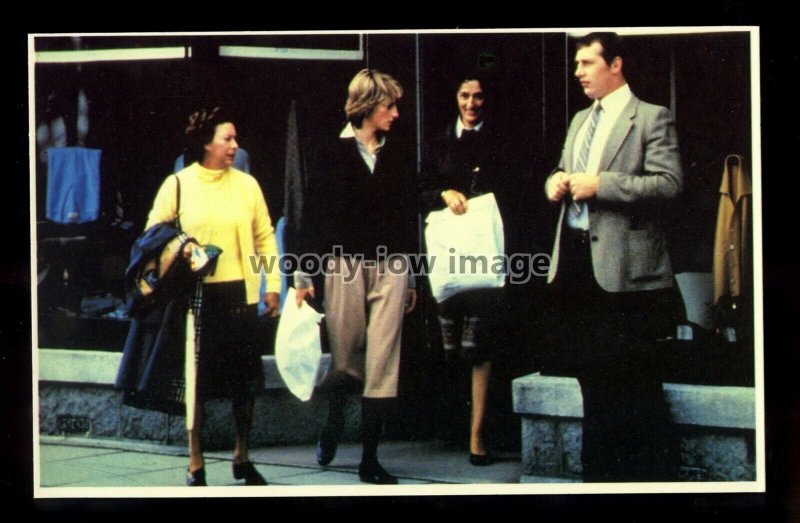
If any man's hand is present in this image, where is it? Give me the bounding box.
[569,173,600,201]
[546,171,571,202]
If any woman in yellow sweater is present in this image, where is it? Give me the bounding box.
[146,107,281,486]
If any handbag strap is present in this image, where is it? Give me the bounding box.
[174,174,181,230]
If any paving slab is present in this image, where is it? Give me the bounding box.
[38,437,532,489]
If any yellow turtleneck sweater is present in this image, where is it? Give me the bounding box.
[146,162,280,305]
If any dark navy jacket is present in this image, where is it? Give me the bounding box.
[116,223,194,415]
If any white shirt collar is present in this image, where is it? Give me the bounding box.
[340,123,385,173]
[595,83,632,115]
[339,123,356,138]
[340,123,387,149]
[455,118,484,138]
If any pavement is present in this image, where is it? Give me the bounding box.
[37,435,577,493]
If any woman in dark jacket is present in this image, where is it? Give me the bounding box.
[295,69,418,484]
[420,75,527,465]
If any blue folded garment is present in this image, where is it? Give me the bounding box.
[46,147,102,224]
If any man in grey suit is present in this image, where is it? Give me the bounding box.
[544,32,682,481]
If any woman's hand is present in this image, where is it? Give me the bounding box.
[442,189,468,215]
[263,292,280,318]
[295,286,315,307]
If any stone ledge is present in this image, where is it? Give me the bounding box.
[512,373,755,430]
[38,350,357,447]
[38,348,332,390]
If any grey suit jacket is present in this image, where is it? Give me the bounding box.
[547,93,683,292]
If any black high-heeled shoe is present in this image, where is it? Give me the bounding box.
[186,467,207,486]
[232,461,268,485]
[469,453,495,466]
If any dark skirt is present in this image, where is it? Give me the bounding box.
[196,281,264,402]
[437,287,507,366]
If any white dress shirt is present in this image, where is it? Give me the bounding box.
[455,117,484,138]
[568,83,632,230]
[340,123,386,173]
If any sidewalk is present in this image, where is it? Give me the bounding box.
[38,435,576,489]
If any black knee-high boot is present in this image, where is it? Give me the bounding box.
[316,373,359,466]
[359,397,398,484]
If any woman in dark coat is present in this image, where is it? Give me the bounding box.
[420,75,527,465]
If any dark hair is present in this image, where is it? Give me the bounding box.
[183,106,232,165]
[576,32,626,66]
[455,72,492,101]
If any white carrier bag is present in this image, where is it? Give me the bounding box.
[424,192,505,303]
[275,288,325,401]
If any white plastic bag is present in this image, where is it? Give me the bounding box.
[425,192,505,303]
[275,288,325,401]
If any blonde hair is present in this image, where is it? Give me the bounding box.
[344,69,403,127]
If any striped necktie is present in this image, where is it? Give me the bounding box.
[571,103,602,217]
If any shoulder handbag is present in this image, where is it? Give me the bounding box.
[125,176,203,318]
